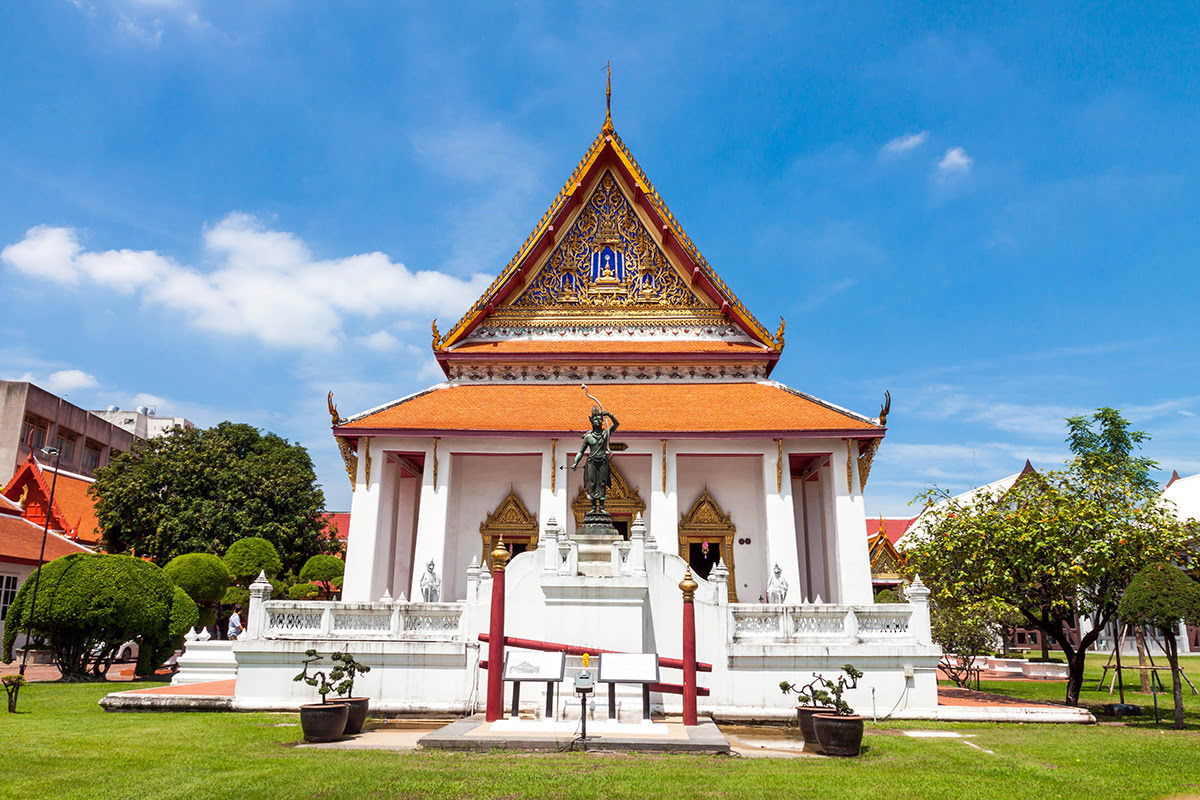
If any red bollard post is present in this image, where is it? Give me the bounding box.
[485,537,510,722]
[680,567,698,726]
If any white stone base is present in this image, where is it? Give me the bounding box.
[171,639,237,686]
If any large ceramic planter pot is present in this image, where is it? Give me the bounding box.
[795,706,836,753]
[299,702,349,743]
[334,697,370,735]
[813,714,864,757]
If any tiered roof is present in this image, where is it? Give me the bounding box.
[2,454,102,546]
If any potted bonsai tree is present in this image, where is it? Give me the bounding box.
[293,649,349,742]
[329,648,372,735]
[811,665,865,757]
[779,675,836,753]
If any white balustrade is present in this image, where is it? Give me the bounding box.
[730,603,917,643]
[262,599,465,641]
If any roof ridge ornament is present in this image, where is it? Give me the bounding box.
[602,61,614,137]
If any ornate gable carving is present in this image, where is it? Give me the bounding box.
[480,488,539,568]
[511,172,705,312]
[868,533,904,580]
[571,460,645,528]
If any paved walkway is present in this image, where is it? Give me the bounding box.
[937,686,1061,708]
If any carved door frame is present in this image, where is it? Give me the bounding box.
[677,488,738,602]
[479,488,539,569]
[570,461,646,533]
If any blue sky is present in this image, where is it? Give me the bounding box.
[1,1,1197,516]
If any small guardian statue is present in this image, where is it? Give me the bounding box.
[420,559,441,603]
[767,563,788,604]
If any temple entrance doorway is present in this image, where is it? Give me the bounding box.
[677,489,738,602]
[687,541,721,580]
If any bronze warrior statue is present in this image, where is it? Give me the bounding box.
[571,405,620,513]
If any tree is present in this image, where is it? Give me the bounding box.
[224,537,283,586]
[932,601,1018,689]
[905,409,1185,705]
[164,553,234,604]
[1,554,198,679]
[92,422,334,573]
[1118,563,1200,728]
[300,554,344,599]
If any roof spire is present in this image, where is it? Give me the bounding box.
[602,61,614,136]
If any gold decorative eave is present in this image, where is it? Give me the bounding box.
[438,127,778,351]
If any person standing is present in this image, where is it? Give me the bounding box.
[227,604,244,640]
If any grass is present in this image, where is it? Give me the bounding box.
[2,677,1200,800]
[952,653,1200,727]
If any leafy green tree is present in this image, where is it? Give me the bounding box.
[300,554,344,598]
[1118,563,1200,728]
[288,583,321,600]
[92,422,333,572]
[224,537,283,585]
[163,553,234,604]
[2,554,198,679]
[905,409,1185,705]
[931,600,1018,688]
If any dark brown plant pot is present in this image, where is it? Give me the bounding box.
[299,702,349,743]
[333,697,370,735]
[813,714,864,757]
[795,706,836,752]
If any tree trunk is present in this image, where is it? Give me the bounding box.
[1134,626,1150,693]
[1163,631,1184,729]
[1040,610,1051,660]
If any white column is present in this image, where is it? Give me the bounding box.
[832,439,873,604]
[342,437,385,602]
[763,445,802,605]
[410,442,452,602]
[390,474,420,597]
[649,441,677,552]
[539,439,567,542]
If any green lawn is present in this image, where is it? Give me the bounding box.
[2,679,1199,800]
[951,653,1200,727]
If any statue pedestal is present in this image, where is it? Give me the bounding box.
[574,510,621,577]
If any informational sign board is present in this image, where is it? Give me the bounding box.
[502,651,566,683]
[597,653,660,684]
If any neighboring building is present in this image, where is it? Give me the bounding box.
[0,381,137,486]
[1163,471,1200,651]
[866,517,914,594]
[2,453,103,547]
[233,105,941,717]
[91,405,193,439]
[0,468,92,649]
[322,512,351,555]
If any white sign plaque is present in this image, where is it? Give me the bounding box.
[598,653,660,684]
[502,651,566,682]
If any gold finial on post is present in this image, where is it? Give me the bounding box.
[679,566,698,600]
[491,534,511,571]
[602,61,614,136]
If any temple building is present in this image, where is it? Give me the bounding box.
[230,96,940,718]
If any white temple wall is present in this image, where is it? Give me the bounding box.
[676,454,768,602]
[444,453,541,600]
[800,476,831,601]
[832,439,874,604]
[342,437,387,602]
[389,473,421,599]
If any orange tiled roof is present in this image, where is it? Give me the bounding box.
[0,514,92,564]
[340,382,881,436]
[44,470,102,546]
[447,340,772,356]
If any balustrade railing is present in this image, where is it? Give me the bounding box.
[262,600,466,640]
[730,604,915,643]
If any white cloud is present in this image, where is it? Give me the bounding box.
[18,369,101,395]
[881,131,928,156]
[799,278,857,311]
[937,146,973,177]
[358,330,401,352]
[1180,410,1196,417]
[1,214,492,350]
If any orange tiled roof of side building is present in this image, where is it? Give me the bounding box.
[447,340,772,355]
[0,515,92,564]
[42,469,102,546]
[340,382,881,436]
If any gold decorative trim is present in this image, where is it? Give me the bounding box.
[677,488,738,602]
[337,437,358,490]
[432,437,440,488]
[551,438,557,493]
[773,317,785,351]
[431,319,444,352]
[363,440,373,486]
[845,439,854,494]
[857,391,890,491]
[661,439,667,492]
[480,488,538,569]
[571,461,645,529]
[776,439,783,492]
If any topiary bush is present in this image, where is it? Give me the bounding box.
[874,588,902,604]
[300,555,344,585]
[222,586,250,608]
[164,553,234,603]
[288,582,321,600]
[1,553,198,680]
[224,537,282,585]
[1119,562,1200,728]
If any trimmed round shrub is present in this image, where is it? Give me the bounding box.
[300,555,345,585]
[222,586,250,608]
[197,607,217,629]
[288,582,321,600]
[164,553,234,603]
[223,537,282,585]
[874,588,902,604]
[2,553,198,679]
[1119,562,1200,630]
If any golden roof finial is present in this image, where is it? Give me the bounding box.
[602,61,614,136]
